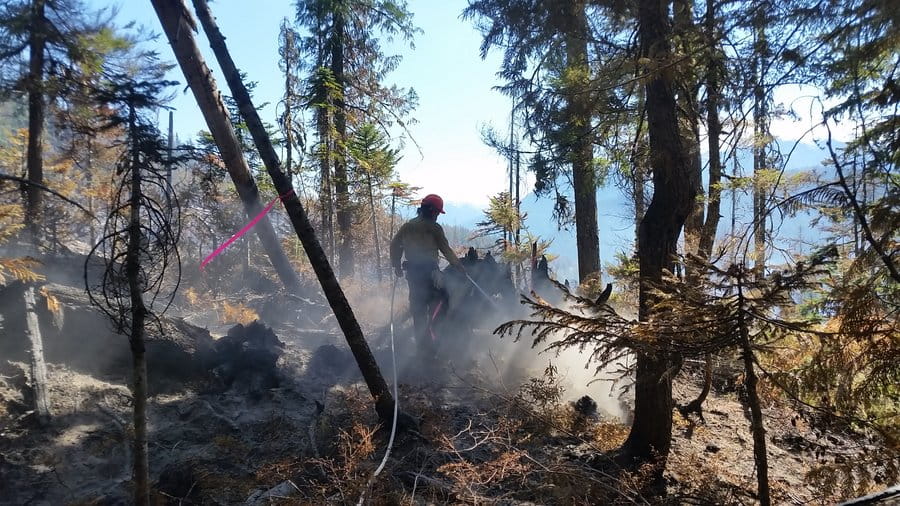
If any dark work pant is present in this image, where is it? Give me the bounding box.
[405,262,441,355]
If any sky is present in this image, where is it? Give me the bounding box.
[100,0,517,211]
[90,0,846,281]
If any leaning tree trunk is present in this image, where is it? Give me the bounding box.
[564,0,600,284]
[23,284,50,426]
[623,0,698,480]
[25,0,47,249]
[149,0,301,295]
[698,0,723,261]
[125,103,150,506]
[189,0,397,423]
[674,0,704,265]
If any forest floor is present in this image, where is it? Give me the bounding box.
[0,274,892,505]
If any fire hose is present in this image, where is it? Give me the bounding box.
[357,276,398,506]
[465,272,501,310]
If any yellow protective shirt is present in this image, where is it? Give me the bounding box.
[390,216,461,270]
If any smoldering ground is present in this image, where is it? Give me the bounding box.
[343,274,634,423]
[0,246,637,504]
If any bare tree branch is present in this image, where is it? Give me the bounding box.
[0,173,94,217]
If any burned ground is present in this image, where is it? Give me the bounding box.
[0,269,894,505]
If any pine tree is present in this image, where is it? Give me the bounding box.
[86,75,181,506]
[463,0,607,284]
[348,122,398,280]
[295,0,417,278]
[0,0,121,248]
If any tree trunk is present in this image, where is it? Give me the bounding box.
[685,0,724,416]
[366,171,383,281]
[332,8,354,278]
[506,107,513,249]
[84,135,97,245]
[632,92,647,245]
[25,0,46,249]
[149,0,302,295]
[317,106,335,261]
[674,0,704,262]
[166,111,174,200]
[23,284,50,426]
[633,157,645,244]
[126,102,150,506]
[752,3,769,279]
[738,280,770,506]
[623,0,697,477]
[514,143,522,288]
[191,0,398,424]
[283,26,294,181]
[564,0,600,284]
[698,0,723,260]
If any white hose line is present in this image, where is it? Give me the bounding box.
[357,277,399,505]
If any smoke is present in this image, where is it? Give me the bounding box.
[465,298,634,422]
[341,274,634,423]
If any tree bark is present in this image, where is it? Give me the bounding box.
[317,106,335,261]
[564,0,600,284]
[282,26,294,181]
[149,0,302,295]
[126,102,150,506]
[674,0,704,262]
[698,0,723,260]
[752,3,769,279]
[632,92,647,245]
[738,280,770,506]
[685,0,724,416]
[623,0,698,476]
[25,0,46,248]
[332,7,354,278]
[190,0,397,424]
[366,171,383,281]
[23,284,50,426]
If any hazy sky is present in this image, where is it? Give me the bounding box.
[96,1,845,207]
[89,1,847,281]
[98,0,518,210]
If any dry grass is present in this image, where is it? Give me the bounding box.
[219,300,259,325]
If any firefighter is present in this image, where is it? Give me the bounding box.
[389,193,465,356]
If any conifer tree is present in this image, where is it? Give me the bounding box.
[295,0,417,277]
[464,0,606,284]
[0,0,122,248]
[348,122,398,280]
[86,75,180,506]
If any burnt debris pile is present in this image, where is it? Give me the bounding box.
[204,321,285,396]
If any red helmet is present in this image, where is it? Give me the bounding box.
[421,194,445,214]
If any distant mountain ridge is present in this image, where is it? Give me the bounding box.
[441,139,835,283]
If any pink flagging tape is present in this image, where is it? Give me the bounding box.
[200,189,294,270]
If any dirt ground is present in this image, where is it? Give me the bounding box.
[0,281,894,505]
